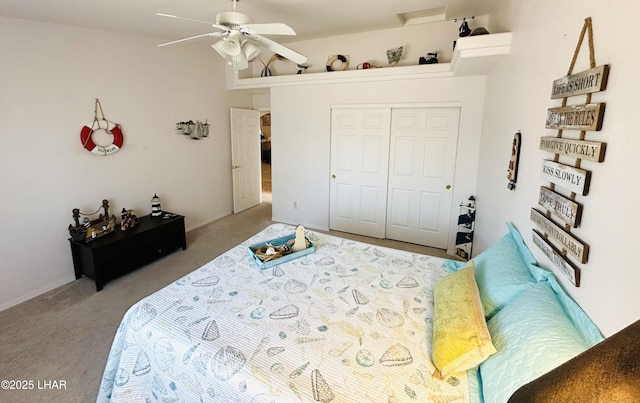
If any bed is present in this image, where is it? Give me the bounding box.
[97,222,604,403]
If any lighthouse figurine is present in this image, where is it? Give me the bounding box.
[291,224,308,252]
[151,193,162,218]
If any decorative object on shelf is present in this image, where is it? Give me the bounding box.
[80,98,124,156]
[531,17,609,287]
[507,131,522,190]
[151,194,162,218]
[452,16,475,50]
[455,196,476,260]
[356,61,381,69]
[470,27,490,36]
[455,16,474,37]
[419,52,439,65]
[120,208,138,231]
[176,120,209,139]
[68,199,117,243]
[262,54,281,76]
[326,54,349,71]
[254,54,308,76]
[386,46,403,66]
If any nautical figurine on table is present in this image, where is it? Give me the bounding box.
[121,208,138,231]
[151,194,162,218]
[68,199,117,242]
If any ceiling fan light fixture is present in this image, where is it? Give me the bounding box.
[242,41,261,60]
[211,41,227,58]
[222,35,243,56]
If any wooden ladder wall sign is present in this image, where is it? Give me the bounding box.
[533,17,610,287]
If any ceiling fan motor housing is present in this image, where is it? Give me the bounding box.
[216,11,253,27]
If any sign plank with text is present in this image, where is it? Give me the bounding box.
[538,186,582,228]
[539,137,606,162]
[550,65,609,99]
[530,208,589,263]
[545,103,605,131]
[532,230,580,286]
[540,160,591,195]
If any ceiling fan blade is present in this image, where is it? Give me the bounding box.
[156,13,230,32]
[157,32,225,48]
[244,23,296,36]
[249,35,307,65]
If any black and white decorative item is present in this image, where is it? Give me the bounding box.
[151,193,162,218]
[386,46,403,66]
[326,54,349,71]
[507,131,522,190]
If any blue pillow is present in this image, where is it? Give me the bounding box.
[470,223,537,319]
[479,282,596,403]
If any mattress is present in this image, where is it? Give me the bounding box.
[97,223,470,402]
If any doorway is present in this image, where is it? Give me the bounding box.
[260,112,272,203]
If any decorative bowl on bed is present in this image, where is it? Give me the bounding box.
[248,233,315,269]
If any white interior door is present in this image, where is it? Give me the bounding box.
[329,108,391,238]
[230,108,261,214]
[386,107,460,248]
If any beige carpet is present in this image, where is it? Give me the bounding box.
[0,201,451,402]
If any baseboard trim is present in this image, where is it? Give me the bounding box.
[0,275,76,312]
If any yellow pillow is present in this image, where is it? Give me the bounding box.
[432,262,496,379]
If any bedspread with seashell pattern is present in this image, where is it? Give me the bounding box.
[97,223,469,403]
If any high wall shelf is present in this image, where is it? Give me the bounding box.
[227,33,511,90]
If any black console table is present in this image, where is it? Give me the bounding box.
[69,212,186,291]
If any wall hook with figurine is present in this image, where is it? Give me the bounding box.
[507,131,522,190]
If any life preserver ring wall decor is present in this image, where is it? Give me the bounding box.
[81,120,124,155]
[326,54,349,72]
[80,98,124,156]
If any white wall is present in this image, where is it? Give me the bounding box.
[476,0,640,336]
[0,17,252,310]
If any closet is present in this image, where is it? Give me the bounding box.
[329,106,460,248]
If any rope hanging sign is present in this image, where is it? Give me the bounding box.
[532,17,610,287]
[80,98,124,156]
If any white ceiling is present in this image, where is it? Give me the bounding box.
[0,0,498,44]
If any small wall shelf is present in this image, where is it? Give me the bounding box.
[227,33,511,90]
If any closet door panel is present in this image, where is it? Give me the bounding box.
[330,108,391,238]
[386,107,459,248]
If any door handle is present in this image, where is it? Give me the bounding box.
[332,174,336,179]
[232,165,241,169]
[446,185,451,190]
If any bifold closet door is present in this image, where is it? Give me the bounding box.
[385,107,460,248]
[329,108,391,238]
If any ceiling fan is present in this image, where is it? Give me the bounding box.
[157,0,307,71]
